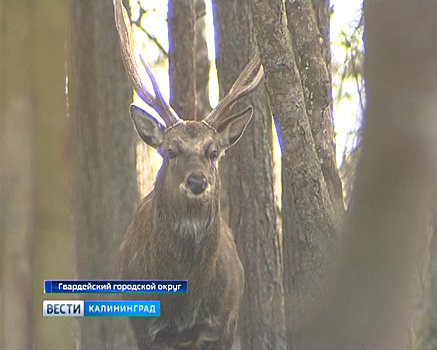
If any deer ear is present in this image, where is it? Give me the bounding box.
[217,106,253,151]
[130,104,165,149]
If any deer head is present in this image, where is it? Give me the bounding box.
[113,0,263,203]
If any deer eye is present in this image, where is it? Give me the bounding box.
[210,150,219,161]
[168,149,177,159]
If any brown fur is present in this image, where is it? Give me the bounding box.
[119,122,244,350]
[114,3,262,347]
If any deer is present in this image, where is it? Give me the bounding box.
[113,1,263,349]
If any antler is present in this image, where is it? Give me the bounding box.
[113,0,181,127]
[203,54,264,129]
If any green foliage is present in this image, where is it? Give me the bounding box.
[333,6,364,206]
[333,9,364,111]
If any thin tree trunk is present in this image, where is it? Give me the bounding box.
[213,1,286,349]
[250,0,343,348]
[68,0,138,348]
[195,0,211,120]
[286,0,343,216]
[310,0,332,77]
[168,0,197,120]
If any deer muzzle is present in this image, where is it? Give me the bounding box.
[186,171,207,195]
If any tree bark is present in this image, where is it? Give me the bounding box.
[68,0,138,348]
[213,1,286,349]
[195,0,212,120]
[310,0,332,75]
[168,0,197,120]
[286,0,343,216]
[250,0,343,348]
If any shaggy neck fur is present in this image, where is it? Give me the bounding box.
[153,168,221,273]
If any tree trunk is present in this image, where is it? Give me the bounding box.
[1,1,73,349]
[424,206,437,348]
[68,0,138,348]
[285,0,343,215]
[0,4,35,348]
[414,204,437,350]
[250,0,343,348]
[310,0,332,77]
[307,2,437,349]
[212,1,286,349]
[168,0,197,120]
[195,0,211,120]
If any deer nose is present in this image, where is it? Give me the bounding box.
[187,172,207,195]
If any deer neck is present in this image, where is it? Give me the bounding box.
[154,186,220,256]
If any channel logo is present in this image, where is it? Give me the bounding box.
[43,300,84,317]
[43,300,160,317]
